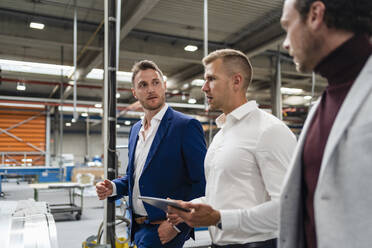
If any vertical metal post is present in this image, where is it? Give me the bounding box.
[46,106,51,167]
[272,45,283,120]
[53,106,58,158]
[59,46,64,181]
[116,0,121,70]
[73,0,78,121]
[104,0,117,245]
[204,0,213,145]
[24,153,26,167]
[2,153,4,166]
[85,114,90,160]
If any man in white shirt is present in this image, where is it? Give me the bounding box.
[168,49,297,248]
[96,60,207,248]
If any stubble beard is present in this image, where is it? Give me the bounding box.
[297,32,323,73]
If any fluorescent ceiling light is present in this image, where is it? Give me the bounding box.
[304,95,312,100]
[184,45,198,52]
[30,22,45,30]
[94,103,102,108]
[116,124,120,128]
[124,120,131,126]
[281,87,303,95]
[81,112,88,117]
[71,118,77,123]
[65,122,71,127]
[86,68,132,82]
[191,79,205,87]
[188,98,197,104]
[16,82,26,91]
[0,59,74,77]
[58,106,103,114]
[116,93,120,98]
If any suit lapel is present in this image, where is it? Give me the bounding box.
[128,123,141,177]
[318,55,372,182]
[142,107,173,173]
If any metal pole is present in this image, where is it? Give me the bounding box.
[53,106,58,158]
[73,0,78,121]
[116,0,121,71]
[59,46,64,181]
[46,106,51,167]
[204,0,213,145]
[103,0,117,245]
[272,45,283,120]
[85,114,90,160]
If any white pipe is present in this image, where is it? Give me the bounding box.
[73,1,78,120]
[46,106,51,166]
[116,0,121,71]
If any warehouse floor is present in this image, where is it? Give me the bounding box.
[0,181,128,248]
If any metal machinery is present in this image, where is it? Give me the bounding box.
[0,199,58,248]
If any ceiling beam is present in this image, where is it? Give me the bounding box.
[78,0,161,80]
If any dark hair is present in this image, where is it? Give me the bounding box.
[294,0,372,35]
[131,60,164,84]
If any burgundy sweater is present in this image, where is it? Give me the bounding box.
[302,34,372,248]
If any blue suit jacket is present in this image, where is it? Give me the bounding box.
[111,107,206,240]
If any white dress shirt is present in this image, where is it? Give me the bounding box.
[112,104,169,216]
[195,101,297,245]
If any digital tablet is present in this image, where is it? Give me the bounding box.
[138,196,191,212]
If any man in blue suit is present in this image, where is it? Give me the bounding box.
[96,60,207,248]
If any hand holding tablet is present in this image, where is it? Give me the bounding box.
[138,196,191,213]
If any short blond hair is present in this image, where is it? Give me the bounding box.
[203,49,253,89]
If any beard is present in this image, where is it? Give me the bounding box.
[296,30,323,73]
[139,95,165,111]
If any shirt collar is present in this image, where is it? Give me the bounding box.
[141,103,169,126]
[215,101,258,128]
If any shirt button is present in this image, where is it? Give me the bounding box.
[321,194,330,200]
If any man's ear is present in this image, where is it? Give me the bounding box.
[232,73,243,91]
[131,88,137,99]
[307,1,326,31]
[163,80,167,89]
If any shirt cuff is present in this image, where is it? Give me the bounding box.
[110,181,117,197]
[219,209,240,231]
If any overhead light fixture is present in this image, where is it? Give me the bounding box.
[184,45,198,52]
[94,103,102,108]
[281,87,303,95]
[304,95,312,100]
[116,93,120,98]
[30,22,45,30]
[116,124,120,128]
[71,118,76,123]
[16,82,26,91]
[124,120,131,126]
[65,122,71,127]
[188,98,197,104]
[81,112,88,117]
